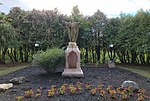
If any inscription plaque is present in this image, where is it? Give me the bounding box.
[68,51,77,69]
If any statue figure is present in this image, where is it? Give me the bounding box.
[65,21,79,42]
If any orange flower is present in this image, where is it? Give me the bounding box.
[99,90,105,97]
[85,83,91,90]
[91,88,97,95]
[109,90,116,99]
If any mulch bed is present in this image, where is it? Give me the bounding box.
[0,66,150,101]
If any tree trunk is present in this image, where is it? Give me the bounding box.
[19,47,23,62]
[116,50,123,63]
[102,48,106,63]
[146,52,150,64]
[7,49,14,62]
[121,50,126,63]
[14,48,18,62]
[1,48,7,64]
[92,47,95,63]
[126,51,130,63]
[0,48,2,63]
[131,50,137,64]
[139,52,145,64]
[24,46,28,62]
[95,45,100,63]
[84,47,88,63]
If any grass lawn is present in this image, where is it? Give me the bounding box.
[0,63,31,76]
[118,64,150,78]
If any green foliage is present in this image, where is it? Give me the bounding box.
[0,6,150,64]
[0,13,17,48]
[32,48,64,73]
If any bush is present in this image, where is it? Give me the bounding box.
[32,48,64,73]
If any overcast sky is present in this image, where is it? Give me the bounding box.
[0,0,150,18]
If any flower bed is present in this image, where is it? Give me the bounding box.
[16,82,150,101]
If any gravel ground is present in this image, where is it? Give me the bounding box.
[0,66,150,101]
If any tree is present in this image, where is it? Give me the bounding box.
[71,5,83,22]
[91,10,108,63]
[0,12,17,63]
[7,7,26,62]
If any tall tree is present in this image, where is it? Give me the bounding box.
[91,10,107,63]
[0,12,17,63]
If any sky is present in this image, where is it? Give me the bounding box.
[0,0,150,18]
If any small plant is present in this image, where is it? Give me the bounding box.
[137,94,145,101]
[35,89,42,97]
[47,89,55,97]
[58,87,65,95]
[68,84,77,94]
[99,89,105,97]
[109,90,116,99]
[106,85,113,93]
[122,94,128,100]
[76,82,82,93]
[126,86,133,95]
[121,89,129,100]
[116,87,121,94]
[136,89,146,101]
[91,88,97,95]
[24,89,34,98]
[85,83,91,90]
[47,85,58,97]
[16,96,24,101]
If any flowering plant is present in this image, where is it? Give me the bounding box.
[109,90,116,99]
[116,87,121,94]
[24,89,34,98]
[47,89,55,97]
[35,89,42,97]
[47,85,57,97]
[106,85,112,93]
[99,89,105,97]
[121,89,130,100]
[68,84,77,94]
[85,83,91,90]
[58,87,65,95]
[137,94,145,101]
[137,89,146,101]
[76,82,82,93]
[91,88,97,95]
[126,86,133,95]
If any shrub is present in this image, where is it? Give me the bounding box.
[32,48,64,73]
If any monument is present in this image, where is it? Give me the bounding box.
[62,21,84,77]
[108,44,115,68]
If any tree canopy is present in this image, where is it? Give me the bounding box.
[0,5,149,64]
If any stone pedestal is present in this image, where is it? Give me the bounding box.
[108,60,115,68]
[62,42,84,77]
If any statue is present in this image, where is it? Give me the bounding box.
[65,21,79,42]
[62,20,84,77]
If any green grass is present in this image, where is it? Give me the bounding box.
[118,65,150,78]
[0,63,30,76]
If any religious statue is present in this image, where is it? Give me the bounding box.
[65,21,79,42]
[62,20,84,77]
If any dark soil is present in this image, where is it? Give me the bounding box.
[0,66,150,101]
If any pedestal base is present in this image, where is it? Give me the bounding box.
[62,69,84,77]
[108,60,115,68]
